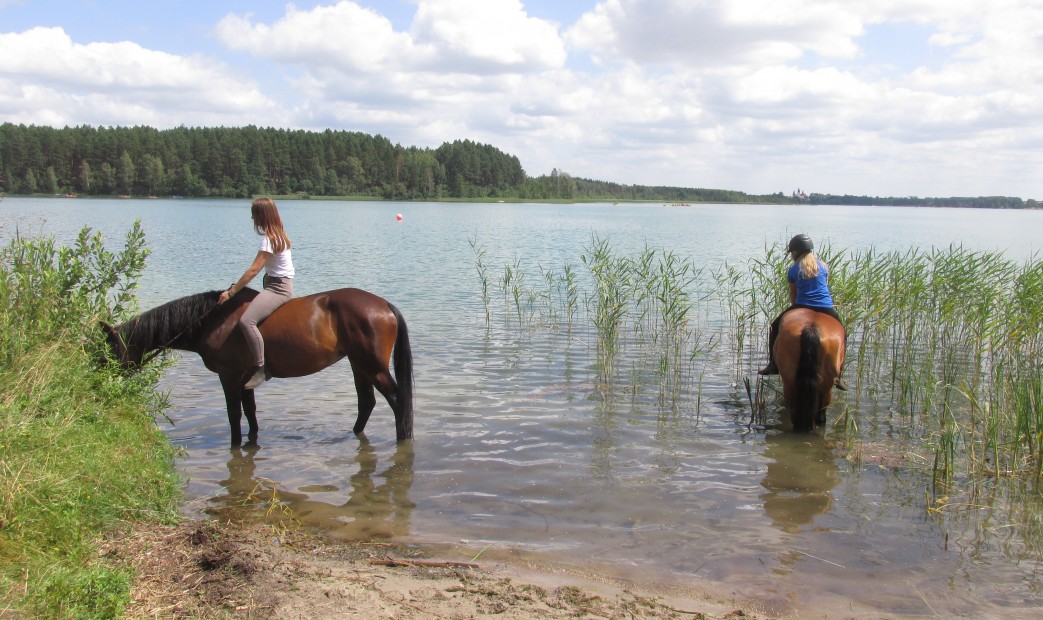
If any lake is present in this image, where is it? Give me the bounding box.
[2,196,1041,617]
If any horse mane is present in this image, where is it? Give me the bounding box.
[118,290,224,353]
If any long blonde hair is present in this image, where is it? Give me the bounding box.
[251,197,291,253]
[796,251,821,279]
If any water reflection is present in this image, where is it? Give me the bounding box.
[208,439,415,539]
[759,433,839,534]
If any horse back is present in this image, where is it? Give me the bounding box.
[263,288,398,374]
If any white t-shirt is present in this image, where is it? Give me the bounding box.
[260,235,295,278]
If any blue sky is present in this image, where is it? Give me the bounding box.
[2,0,1041,199]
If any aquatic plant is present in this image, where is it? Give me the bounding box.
[471,236,1042,491]
[724,243,1043,486]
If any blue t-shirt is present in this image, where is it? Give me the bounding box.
[787,260,833,308]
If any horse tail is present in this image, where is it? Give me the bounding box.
[388,302,414,438]
[793,324,821,432]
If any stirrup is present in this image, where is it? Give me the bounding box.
[834,376,848,391]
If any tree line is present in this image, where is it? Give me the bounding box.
[808,193,1036,209]
[0,123,1035,207]
[0,124,524,200]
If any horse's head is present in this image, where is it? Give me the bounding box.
[99,320,144,369]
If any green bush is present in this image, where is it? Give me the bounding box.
[0,222,181,618]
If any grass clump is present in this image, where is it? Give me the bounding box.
[0,222,181,618]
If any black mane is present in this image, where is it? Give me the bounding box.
[118,290,225,353]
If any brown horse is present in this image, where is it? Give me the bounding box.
[101,287,413,445]
[773,308,845,432]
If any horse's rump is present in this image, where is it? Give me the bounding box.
[775,308,845,432]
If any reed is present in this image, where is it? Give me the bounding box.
[470,238,1041,490]
[470,236,1042,556]
[472,234,714,400]
[467,236,491,324]
[722,243,1043,487]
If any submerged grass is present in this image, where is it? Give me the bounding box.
[0,224,181,618]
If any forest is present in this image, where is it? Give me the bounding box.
[0,122,1035,207]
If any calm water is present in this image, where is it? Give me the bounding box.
[3,197,1042,617]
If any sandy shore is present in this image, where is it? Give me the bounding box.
[103,519,766,619]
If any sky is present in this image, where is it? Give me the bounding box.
[1,0,1041,199]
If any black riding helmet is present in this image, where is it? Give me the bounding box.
[788,234,813,254]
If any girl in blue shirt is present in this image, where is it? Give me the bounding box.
[758,234,845,389]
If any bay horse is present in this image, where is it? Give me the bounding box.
[100,287,413,445]
[773,308,845,432]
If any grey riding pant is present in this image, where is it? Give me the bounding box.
[239,275,293,367]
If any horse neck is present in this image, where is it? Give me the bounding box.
[119,292,220,358]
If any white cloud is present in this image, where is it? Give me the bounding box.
[567,0,864,68]
[410,0,567,72]
[216,0,566,75]
[216,3,417,73]
[0,26,280,127]
[3,1,1043,197]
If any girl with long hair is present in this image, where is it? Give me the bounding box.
[219,197,295,389]
[758,233,846,389]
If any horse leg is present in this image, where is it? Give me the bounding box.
[352,372,377,437]
[219,374,246,446]
[816,383,834,426]
[372,370,410,441]
[242,386,259,443]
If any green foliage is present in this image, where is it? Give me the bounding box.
[808,193,1032,209]
[724,244,1043,482]
[521,171,794,204]
[474,235,714,403]
[0,123,521,200]
[0,225,180,618]
[0,222,148,364]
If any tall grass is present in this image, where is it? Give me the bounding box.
[471,235,715,407]
[472,237,1043,487]
[0,223,181,618]
[723,243,1043,486]
[470,236,1043,552]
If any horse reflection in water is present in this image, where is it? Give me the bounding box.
[759,433,840,536]
[211,439,415,540]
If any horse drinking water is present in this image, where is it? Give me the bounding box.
[773,308,845,432]
[101,287,414,445]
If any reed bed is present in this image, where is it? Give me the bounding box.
[471,237,1043,492]
[726,244,1043,492]
[470,236,1043,554]
[471,235,717,408]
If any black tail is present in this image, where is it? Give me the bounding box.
[388,302,414,440]
[792,324,821,432]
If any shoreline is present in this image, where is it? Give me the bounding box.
[105,518,765,619]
